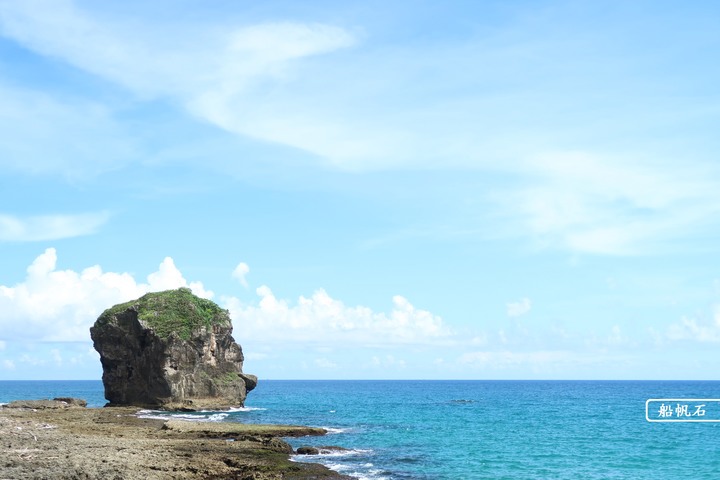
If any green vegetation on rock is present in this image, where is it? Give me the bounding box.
[220,371,241,384]
[99,287,229,340]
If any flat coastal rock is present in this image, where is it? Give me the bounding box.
[4,398,87,409]
[161,419,327,438]
[0,404,351,479]
[90,288,257,410]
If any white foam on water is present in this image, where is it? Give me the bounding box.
[320,462,388,480]
[320,449,372,458]
[324,462,348,470]
[292,449,385,479]
[230,406,267,412]
[196,406,266,413]
[207,413,229,422]
[136,410,170,420]
[290,448,371,463]
[351,474,389,480]
[349,467,391,480]
[136,410,229,422]
[322,426,351,434]
[137,404,266,423]
[169,413,207,420]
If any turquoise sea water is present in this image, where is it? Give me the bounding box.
[2,380,719,479]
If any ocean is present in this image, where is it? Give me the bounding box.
[1,380,719,479]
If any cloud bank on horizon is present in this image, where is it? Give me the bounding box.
[0,248,449,346]
[1,249,718,380]
[0,0,719,379]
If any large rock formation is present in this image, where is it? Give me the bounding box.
[90,288,256,410]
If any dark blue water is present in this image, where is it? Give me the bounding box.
[2,380,719,479]
[0,380,106,407]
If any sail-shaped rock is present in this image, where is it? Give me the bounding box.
[90,288,256,410]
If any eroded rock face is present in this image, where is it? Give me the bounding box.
[90,288,256,410]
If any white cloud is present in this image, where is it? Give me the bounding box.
[500,151,720,255]
[0,212,110,242]
[314,358,338,369]
[0,248,211,342]
[50,348,63,367]
[244,352,270,361]
[507,298,531,317]
[147,257,214,299]
[0,0,549,173]
[459,350,570,368]
[0,0,363,165]
[606,325,627,346]
[223,286,450,346]
[0,340,5,350]
[232,262,250,287]
[0,82,138,177]
[19,353,45,366]
[370,355,406,369]
[0,248,444,352]
[1,1,718,188]
[666,313,720,344]
[2,359,15,370]
[1,1,356,96]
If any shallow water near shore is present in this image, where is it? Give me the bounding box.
[2,380,719,479]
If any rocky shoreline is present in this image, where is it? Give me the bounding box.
[0,399,352,479]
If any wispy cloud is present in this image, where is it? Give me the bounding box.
[314,357,338,369]
[0,212,110,241]
[2,2,718,192]
[507,298,531,317]
[0,84,137,178]
[495,151,720,255]
[665,312,720,344]
[370,355,406,369]
[459,350,572,370]
[0,0,360,165]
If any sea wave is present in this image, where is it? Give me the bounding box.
[136,410,228,422]
[322,461,390,480]
[292,449,386,480]
[292,448,372,459]
[322,426,352,434]
[136,405,266,422]
[228,406,267,412]
[136,410,169,421]
[197,406,267,413]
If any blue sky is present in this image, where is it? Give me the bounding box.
[1,0,719,380]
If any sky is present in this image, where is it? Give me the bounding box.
[1,0,719,380]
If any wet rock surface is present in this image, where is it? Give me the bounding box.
[296,446,321,455]
[90,288,257,410]
[0,402,351,479]
[295,446,352,455]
